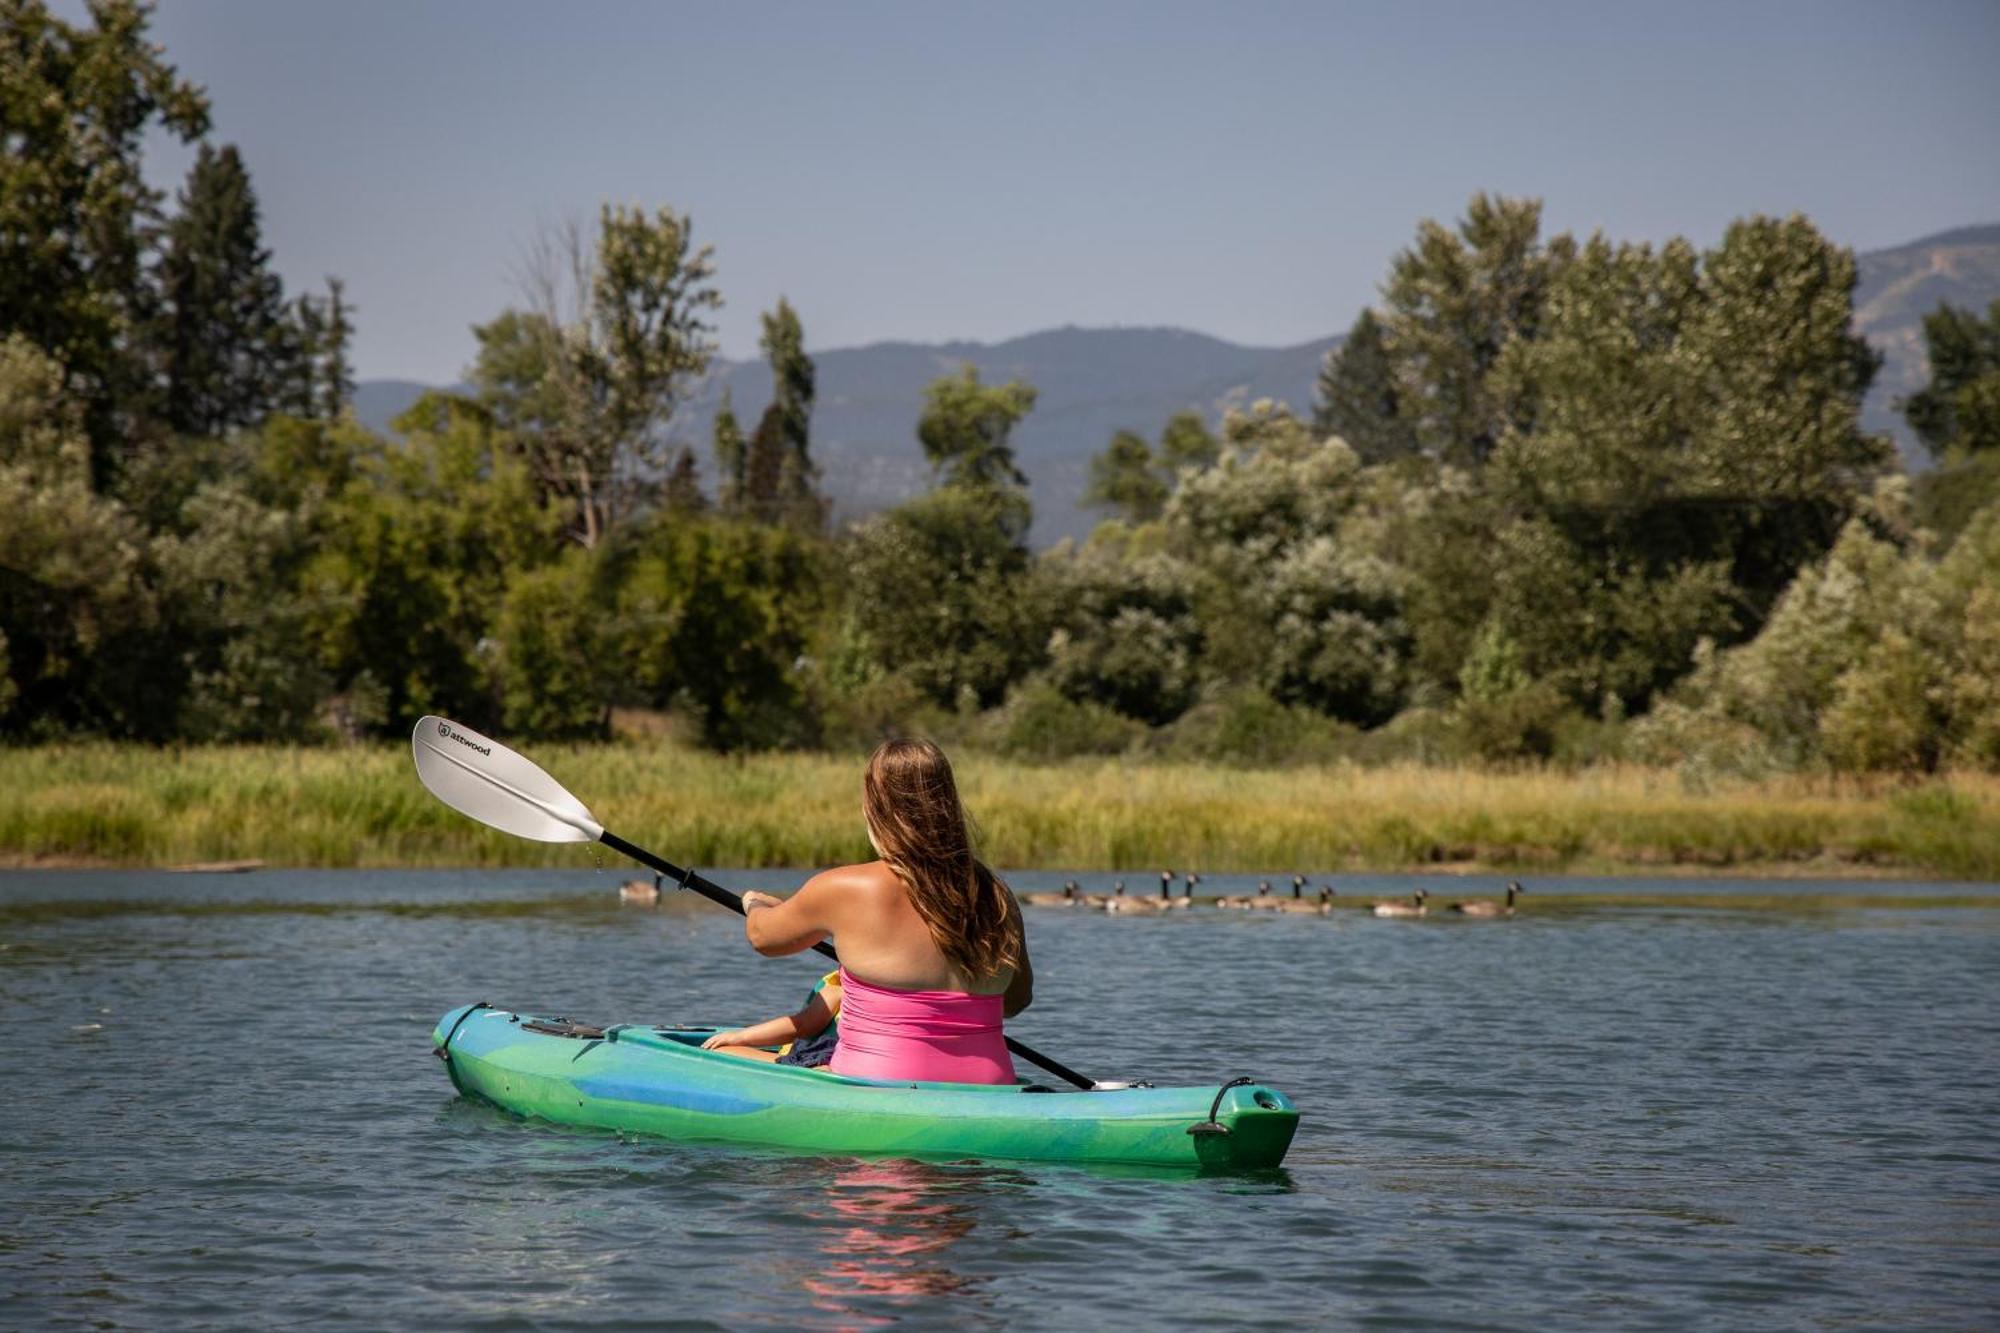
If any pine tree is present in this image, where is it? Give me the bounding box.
[0,0,209,479]
[744,402,786,518]
[759,298,822,527]
[153,143,291,437]
[1157,410,1218,475]
[663,445,706,512]
[1083,429,1167,522]
[318,277,354,418]
[1313,309,1418,463]
[710,388,746,511]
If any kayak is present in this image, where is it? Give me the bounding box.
[432,1003,1298,1170]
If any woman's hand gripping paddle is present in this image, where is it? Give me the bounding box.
[410,716,1096,1090]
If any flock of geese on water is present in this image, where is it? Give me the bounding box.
[1020,872,1526,918]
[616,871,1524,918]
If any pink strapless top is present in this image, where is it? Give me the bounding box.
[828,966,1015,1085]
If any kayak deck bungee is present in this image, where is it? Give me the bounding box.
[432,1003,1298,1170]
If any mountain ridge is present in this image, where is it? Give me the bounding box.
[355,221,2000,544]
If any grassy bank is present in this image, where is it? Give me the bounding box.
[1,744,1997,880]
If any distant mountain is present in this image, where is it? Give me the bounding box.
[356,329,1339,546]
[353,221,2000,544]
[681,326,1339,544]
[1851,223,2000,461]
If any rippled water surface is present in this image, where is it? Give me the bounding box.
[4,868,1997,1329]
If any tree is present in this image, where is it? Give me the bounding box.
[602,513,825,749]
[1904,299,2000,459]
[743,402,786,518]
[1313,309,1418,463]
[842,486,1047,711]
[663,445,705,513]
[313,276,356,419]
[1082,428,1167,522]
[0,335,156,735]
[0,0,209,479]
[151,144,292,437]
[1157,409,1219,475]
[710,388,746,512]
[1380,192,1574,466]
[470,205,720,546]
[1161,403,1410,722]
[917,364,1036,492]
[760,297,823,528]
[1440,217,1887,715]
[300,392,561,733]
[1043,547,1202,724]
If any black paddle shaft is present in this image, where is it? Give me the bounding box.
[597,830,1096,1091]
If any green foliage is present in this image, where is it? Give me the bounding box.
[988,678,1143,759]
[0,336,155,735]
[710,388,746,512]
[1904,299,2000,458]
[1633,501,2000,773]
[758,297,824,528]
[468,205,719,545]
[604,515,825,750]
[1380,192,1574,466]
[1153,687,1356,767]
[843,485,1045,711]
[1157,410,1219,475]
[299,393,561,733]
[1313,308,1418,463]
[151,144,293,437]
[1043,548,1201,724]
[1156,402,1410,723]
[495,550,612,739]
[1082,429,1168,523]
[0,0,209,477]
[916,364,1037,501]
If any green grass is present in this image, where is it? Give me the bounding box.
[2,744,1998,880]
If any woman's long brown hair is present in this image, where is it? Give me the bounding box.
[862,738,1021,981]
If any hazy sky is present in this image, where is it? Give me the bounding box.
[105,1,2000,382]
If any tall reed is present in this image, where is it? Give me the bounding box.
[2,744,1995,879]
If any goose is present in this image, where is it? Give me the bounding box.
[1275,887,1336,916]
[1217,879,1263,910]
[1450,882,1525,918]
[1023,883,1081,908]
[1290,873,1310,900]
[1246,879,1287,911]
[1103,880,1159,914]
[1371,889,1428,918]
[1070,879,1110,909]
[619,873,663,905]
[1159,869,1195,910]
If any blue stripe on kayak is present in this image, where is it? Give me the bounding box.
[572,1075,767,1117]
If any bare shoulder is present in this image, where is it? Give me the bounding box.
[799,861,903,905]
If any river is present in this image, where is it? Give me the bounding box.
[3,868,1996,1328]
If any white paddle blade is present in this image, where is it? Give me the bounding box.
[411,716,604,844]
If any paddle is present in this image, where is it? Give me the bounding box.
[410,715,1096,1090]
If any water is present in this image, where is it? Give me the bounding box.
[4,868,1998,1329]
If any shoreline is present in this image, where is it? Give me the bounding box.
[0,852,1970,881]
[3,745,1996,881]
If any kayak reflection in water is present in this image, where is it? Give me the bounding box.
[803,1158,990,1307]
[732,738,1033,1085]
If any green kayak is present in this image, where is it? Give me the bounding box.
[432,1003,1298,1170]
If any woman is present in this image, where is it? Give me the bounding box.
[728,738,1032,1085]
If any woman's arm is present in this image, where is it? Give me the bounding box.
[742,872,844,957]
[1002,892,1034,1017]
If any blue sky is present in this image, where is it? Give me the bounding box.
[105,1,2000,381]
